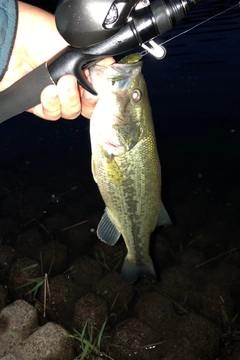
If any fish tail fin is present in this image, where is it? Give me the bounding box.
[120,256,157,285]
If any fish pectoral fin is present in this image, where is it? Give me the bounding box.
[97,209,121,246]
[106,157,123,185]
[120,256,157,285]
[156,200,172,227]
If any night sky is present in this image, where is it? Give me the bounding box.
[0,0,239,167]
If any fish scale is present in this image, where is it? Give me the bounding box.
[90,60,171,284]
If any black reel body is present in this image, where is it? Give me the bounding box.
[55,0,202,48]
[55,0,137,47]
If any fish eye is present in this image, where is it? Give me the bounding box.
[132,89,142,102]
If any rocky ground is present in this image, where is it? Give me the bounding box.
[0,144,239,360]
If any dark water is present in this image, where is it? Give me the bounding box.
[0,0,239,167]
[145,0,240,162]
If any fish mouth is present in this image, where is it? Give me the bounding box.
[110,62,142,72]
[107,62,143,79]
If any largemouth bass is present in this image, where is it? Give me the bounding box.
[89,60,171,284]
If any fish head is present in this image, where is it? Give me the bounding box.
[90,61,149,157]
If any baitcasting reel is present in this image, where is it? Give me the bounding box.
[55,0,202,56]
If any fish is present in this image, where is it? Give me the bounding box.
[89,59,171,285]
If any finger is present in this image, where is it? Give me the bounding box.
[28,85,61,120]
[97,57,115,66]
[80,70,99,119]
[57,75,81,119]
[80,88,98,119]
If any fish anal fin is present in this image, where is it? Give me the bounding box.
[156,201,172,227]
[120,256,157,285]
[97,209,121,246]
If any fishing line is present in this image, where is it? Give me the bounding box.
[160,2,239,46]
[141,2,239,57]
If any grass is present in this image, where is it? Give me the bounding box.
[220,300,240,342]
[66,319,114,360]
[17,256,51,317]
[94,247,125,273]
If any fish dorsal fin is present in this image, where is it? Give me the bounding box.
[97,209,121,245]
[157,201,172,227]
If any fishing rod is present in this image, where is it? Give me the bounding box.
[159,2,239,47]
[0,0,203,122]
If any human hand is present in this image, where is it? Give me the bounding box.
[0,2,114,120]
[29,57,114,121]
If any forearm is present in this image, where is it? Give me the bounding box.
[16,1,68,66]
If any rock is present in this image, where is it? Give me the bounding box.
[0,355,20,360]
[199,263,240,298]
[110,317,161,360]
[187,282,234,325]
[20,322,73,360]
[0,300,74,360]
[178,247,208,272]
[94,272,134,315]
[134,292,177,337]
[14,229,44,260]
[8,257,41,300]
[0,300,38,355]
[72,292,108,332]
[159,265,195,304]
[69,255,103,287]
[155,340,199,360]
[38,274,83,330]
[38,240,68,276]
[174,312,219,360]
